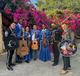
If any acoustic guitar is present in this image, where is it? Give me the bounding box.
[16,30,29,57]
[31,40,39,51]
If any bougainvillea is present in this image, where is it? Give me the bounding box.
[2,0,51,28]
[2,0,80,31]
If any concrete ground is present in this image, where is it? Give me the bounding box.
[0,40,80,76]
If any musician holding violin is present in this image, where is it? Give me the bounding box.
[60,24,75,75]
[39,24,51,62]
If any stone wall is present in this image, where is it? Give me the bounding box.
[0,13,4,54]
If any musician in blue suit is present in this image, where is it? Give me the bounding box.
[15,20,22,39]
[23,26,32,63]
[39,24,51,62]
[15,19,23,63]
[31,25,40,60]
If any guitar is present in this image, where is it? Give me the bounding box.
[31,40,39,51]
[16,29,29,57]
[31,31,39,51]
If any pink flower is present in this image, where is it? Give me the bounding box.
[16,7,24,14]
[12,0,17,3]
[5,8,11,15]
[13,13,21,22]
[23,20,28,27]
[71,25,76,31]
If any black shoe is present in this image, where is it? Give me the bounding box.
[16,61,22,63]
[7,66,13,71]
[52,63,58,66]
[67,67,71,70]
[10,63,16,66]
[25,61,30,63]
[33,58,37,61]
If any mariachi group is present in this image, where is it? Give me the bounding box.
[4,18,77,74]
[16,20,52,63]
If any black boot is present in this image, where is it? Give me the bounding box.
[16,60,23,63]
[33,58,37,61]
[25,60,30,63]
[10,63,16,66]
[52,63,58,66]
[7,66,13,71]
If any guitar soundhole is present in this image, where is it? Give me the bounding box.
[22,44,24,47]
[34,42,36,44]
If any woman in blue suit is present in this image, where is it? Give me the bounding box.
[39,24,51,62]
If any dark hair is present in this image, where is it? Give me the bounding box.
[2,12,14,27]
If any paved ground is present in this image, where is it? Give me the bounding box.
[0,40,80,76]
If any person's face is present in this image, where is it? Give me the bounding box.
[42,24,46,29]
[26,27,29,32]
[33,25,37,30]
[22,28,25,32]
[10,22,16,29]
[61,24,68,31]
[51,23,56,28]
[19,19,23,24]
